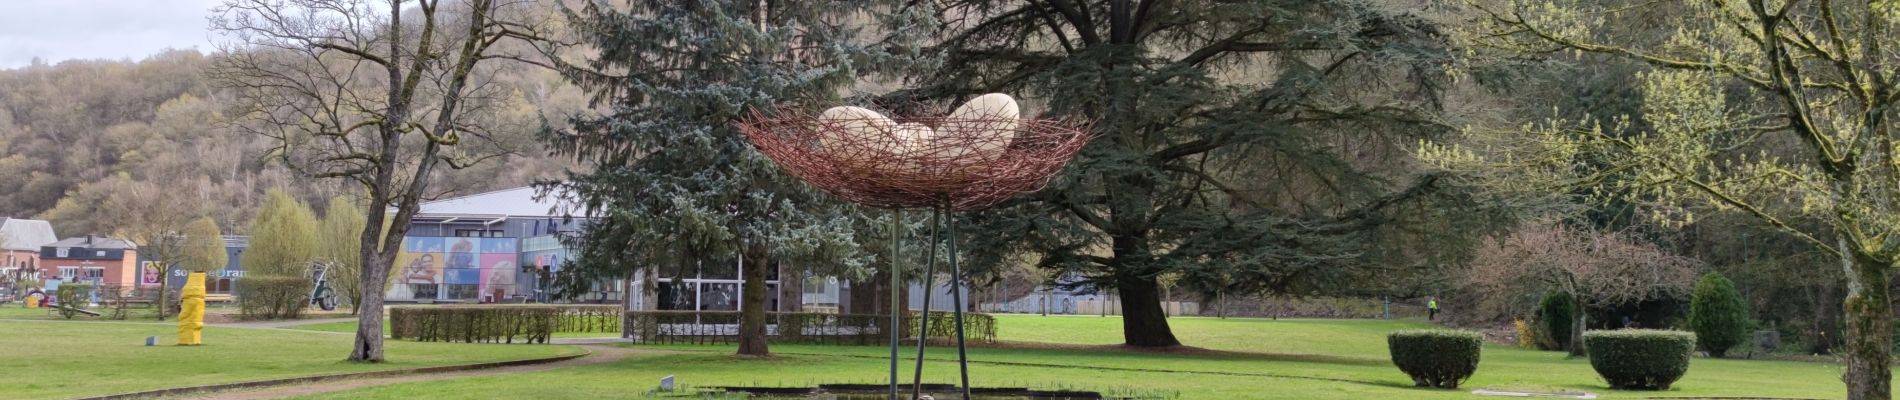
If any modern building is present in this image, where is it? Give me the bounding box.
[392,186,588,303]
[158,236,249,296]
[38,235,141,287]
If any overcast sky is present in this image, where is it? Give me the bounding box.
[0,0,225,69]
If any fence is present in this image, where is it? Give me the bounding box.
[390,304,621,344]
[623,310,996,346]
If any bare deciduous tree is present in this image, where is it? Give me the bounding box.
[1464,224,1697,355]
[209,0,558,362]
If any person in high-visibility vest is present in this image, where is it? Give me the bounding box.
[1427,297,1440,321]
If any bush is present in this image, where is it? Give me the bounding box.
[622,311,1000,345]
[1689,272,1748,357]
[1539,292,1576,351]
[391,305,622,344]
[1387,329,1483,389]
[235,276,313,320]
[54,284,93,319]
[1584,330,1696,390]
[1513,319,1535,349]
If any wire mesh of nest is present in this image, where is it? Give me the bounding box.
[740,109,1093,211]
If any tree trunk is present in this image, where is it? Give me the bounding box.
[780,265,802,312]
[350,251,392,362]
[1843,253,1892,400]
[1116,275,1180,347]
[1569,302,1586,357]
[737,245,770,356]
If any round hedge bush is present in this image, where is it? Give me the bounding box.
[1388,329,1483,388]
[1584,329,1696,390]
[1689,272,1749,357]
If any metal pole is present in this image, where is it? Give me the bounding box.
[947,209,971,400]
[888,209,902,400]
[909,209,940,399]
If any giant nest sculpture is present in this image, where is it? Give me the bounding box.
[742,93,1092,400]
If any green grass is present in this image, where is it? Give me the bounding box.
[286,314,1869,399]
[282,320,623,338]
[0,319,583,399]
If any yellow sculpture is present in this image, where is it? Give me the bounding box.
[177,272,205,346]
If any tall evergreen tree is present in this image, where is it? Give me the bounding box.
[924,0,1463,346]
[546,0,936,356]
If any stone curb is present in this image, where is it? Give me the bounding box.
[76,348,592,400]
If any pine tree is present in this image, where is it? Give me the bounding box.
[1691,272,1750,358]
[546,0,936,356]
[925,0,1465,346]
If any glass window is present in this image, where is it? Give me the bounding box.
[701,282,739,311]
[58,267,77,279]
[83,268,104,279]
[410,284,439,300]
[446,284,480,300]
[656,281,696,310]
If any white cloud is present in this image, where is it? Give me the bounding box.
[0,0,225,68]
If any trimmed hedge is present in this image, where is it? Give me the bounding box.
[1689,272,1748,357]
[235,276,313,320]
[1584,329,1696,390]
[390,305,621,344]
[624,311,997,345]
[1387,329,1483,388]
[1539,292,1576,351]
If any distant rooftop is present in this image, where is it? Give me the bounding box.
[0,218,59,251]
[410,186,588,219]
[44,234,137,250]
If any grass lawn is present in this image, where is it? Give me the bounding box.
[0,319,583,399]
[286,314,1869,399]
[283,320,623,338]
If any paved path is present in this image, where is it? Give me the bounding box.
[211,317,358,330]
[181,344,638,400]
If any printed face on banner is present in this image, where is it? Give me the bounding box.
[479,254,517,298]
[141,262,161,285]
[396,251,440,284]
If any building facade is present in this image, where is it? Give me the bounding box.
[38,235,141,288]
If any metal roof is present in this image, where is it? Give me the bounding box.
[410,186,589,219]
[0,218,58,251]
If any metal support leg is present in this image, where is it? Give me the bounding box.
[947,210,971,400]
[909,209,940,399]
[888,209,903,400]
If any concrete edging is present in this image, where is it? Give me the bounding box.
[77,348,592,400]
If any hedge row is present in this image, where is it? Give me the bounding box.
[1585,329,1696,390]
[235,276,313,320]
[623,310,997,346]
[390,305,622,344]
[1387,329,1483,388]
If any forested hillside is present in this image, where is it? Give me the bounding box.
[0,50,580,235]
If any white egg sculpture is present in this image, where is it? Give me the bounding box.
[943,93,1022,161]
[817,106,895,164]
[883,122,936,174]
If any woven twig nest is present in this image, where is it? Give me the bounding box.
[740,96,1092,211]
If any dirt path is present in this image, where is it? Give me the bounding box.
[180,344,639,400]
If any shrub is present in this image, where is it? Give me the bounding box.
[1387,329,1483,389]
[54,284,93,319]
[391,305,622,344]
[621,311,1000,345]
[1539,292,1576,351]
[235,276,313,320]
[1513,319,1535,349]
[1584,330,1696,390]
[1688,272,1748,357]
